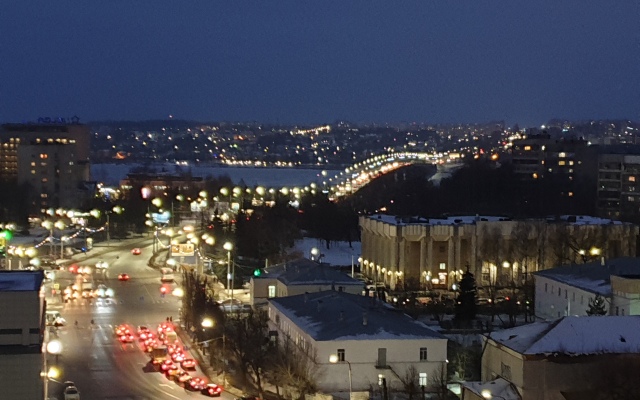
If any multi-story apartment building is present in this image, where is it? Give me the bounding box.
[0,123,91,210]
[596,145,640,219]
[0,270,46,399]
[511,134,592,182]
[359,214,638,291]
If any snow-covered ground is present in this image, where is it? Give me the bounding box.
[291,237,361,267]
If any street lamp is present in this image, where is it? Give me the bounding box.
[223,242,233,299]
[105,206,124,247]
[329,354,352,400]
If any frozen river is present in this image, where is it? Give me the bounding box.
[91,163,335,188]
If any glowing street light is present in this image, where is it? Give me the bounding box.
[201,318,214,328]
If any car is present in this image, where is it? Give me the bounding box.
[119,333,135,343]
[140,331,154,340]
[115,324,132,336]
[68,264,79,274]
[174,371,192,384]
[131,248,141,255]
[171,351,186,363]
[158,322,173,334]
[164,364,179,378]
[202,383,224,397]
[62,381,75,390]
[167,344,180,354]
[144,338,159,351]
[187,377,207,391]
[218,298,252,313]
[137,325,149,335]
[118,273,130,281]
[81,289,95,299]
[63,385,80,400]
[160,359,175,372]
[181,358,196,370]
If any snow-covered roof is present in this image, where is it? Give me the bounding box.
[366,214,627,227]
[0,271,44,291]
[258,258,362,286]
[366,214,510,226]
[462,377,521,400]
[487,316,640,356]
[269,291,446,342]
[534,257,640,296]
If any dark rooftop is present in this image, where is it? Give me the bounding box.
[270,291,446,341]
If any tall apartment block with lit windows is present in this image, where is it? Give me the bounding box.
[0,123,91,210]
[596,145,640,219]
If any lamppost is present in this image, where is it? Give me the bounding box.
[224,242,233,299]
[41,220,54,257]
[44,339,62,399]
[329,354,352,400]
[172,194,185,227]
[105,206,124,247]
[200,317,226,385]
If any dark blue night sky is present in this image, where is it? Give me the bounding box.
[2,1,638,126]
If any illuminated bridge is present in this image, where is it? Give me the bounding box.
[320,152,461,199]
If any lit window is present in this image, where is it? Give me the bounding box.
[419,347,428,361]
[630,176,636,182]
[559,152,566,158]
[439,263,446,270]
[558,161,566,166]
[524,146,531,151]
[268,285,276,298]
[419,372,427,386]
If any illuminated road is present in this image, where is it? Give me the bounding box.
[45,239,232,400]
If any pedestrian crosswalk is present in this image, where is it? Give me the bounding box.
[47,299,174,310]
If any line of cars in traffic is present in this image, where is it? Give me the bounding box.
[114,322,224,397]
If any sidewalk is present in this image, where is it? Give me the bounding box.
[175,324,246,397]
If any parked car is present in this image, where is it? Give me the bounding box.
[63,386,80,400]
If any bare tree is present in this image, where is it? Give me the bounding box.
[269,334,319,400]
[225,310,273,398]
[398,365,420,400]
[478,225,502,321]
[429,362,450,400]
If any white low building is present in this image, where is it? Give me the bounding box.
[0,271,46,400]
[533,257,640,320]
[251,258,364,306]
[267,290,447,396]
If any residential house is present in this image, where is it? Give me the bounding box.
[533,257,640,320]
[250,258,364,306]
[478,316,640,400]
[267,291,448,396]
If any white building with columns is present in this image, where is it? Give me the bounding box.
[359,214,638,291]
[267,291,447,397]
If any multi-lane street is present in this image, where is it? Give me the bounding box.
[44,238,232,400]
